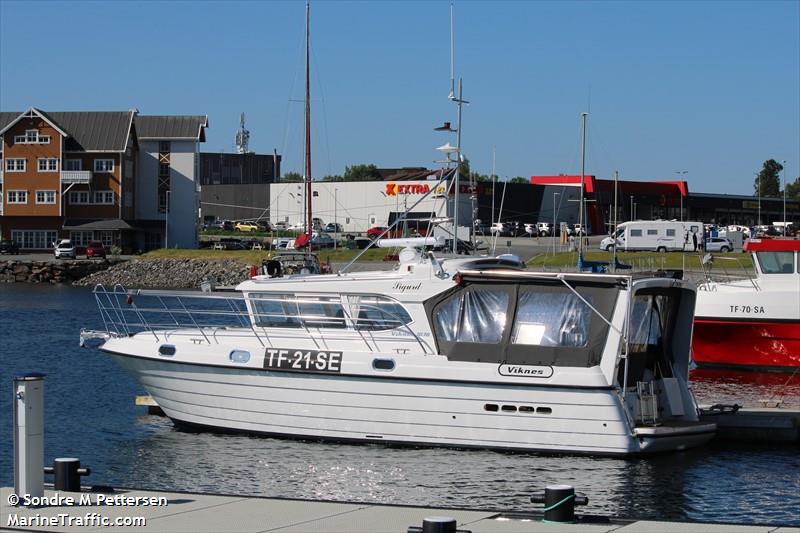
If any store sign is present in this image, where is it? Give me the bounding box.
[386,183,431,196]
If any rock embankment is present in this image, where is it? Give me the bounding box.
[0,259,118,283]
[74,258,252,289]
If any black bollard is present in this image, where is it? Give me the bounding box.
[44,458,91,492]
[530,484,588,524]
[407,516,472,533]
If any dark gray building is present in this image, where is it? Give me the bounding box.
[199,152,280,222]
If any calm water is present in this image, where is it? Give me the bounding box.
[1,284,798,526]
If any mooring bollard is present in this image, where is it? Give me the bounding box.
[407,516,472,533]
[43,458,91,492]
[13,372,46,504]
[531,484,589,524]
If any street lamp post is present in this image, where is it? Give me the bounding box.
[552,192,560,255]
[630,195,634,221]
[334,188,338,250]
[675,171,687,222]
[782,160,787,236]
[165,190,171,249]
[755,171,761,226]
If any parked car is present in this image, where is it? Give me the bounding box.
[86,241,107,259]
[324,222,343,233]
[367,226,388,240]
[204,220,234,231]
[234,222,260,232]
[490,222,512,236]
[704,237,733,253]
[273,221,289,231]
[54,240,76,259]
[345,237,372,250]
[310,233,335,249]
[0,240,20,254]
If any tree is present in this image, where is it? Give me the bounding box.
[321,174,343,182]
[509,176,529,184]
[785,176,800,201]
[282,171,303,182]
[753,159,783,197]
[343,164,381,181]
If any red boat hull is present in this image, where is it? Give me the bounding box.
[692,318,800,371]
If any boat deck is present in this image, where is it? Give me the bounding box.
[1,486,793,532]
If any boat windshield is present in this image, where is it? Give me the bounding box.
[756,251,796,274]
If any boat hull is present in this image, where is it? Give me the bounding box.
[693,318,800,372]
[108,351,714,456]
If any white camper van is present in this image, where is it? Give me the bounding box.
[600,220,703,252]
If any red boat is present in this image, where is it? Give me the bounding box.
[692,238,800,372]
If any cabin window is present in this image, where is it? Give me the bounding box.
[511,291,592,347]
[345,295,412,331]
[756,252,795,274]
[296,296,346,329]
[666,229,676,237]
[630,229,642,237]
[252,294,302,328]
[647,229,658,236]
[434,286,509,343]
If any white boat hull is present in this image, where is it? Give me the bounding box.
[109,351,713,456]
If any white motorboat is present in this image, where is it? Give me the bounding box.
[82,250,715,456]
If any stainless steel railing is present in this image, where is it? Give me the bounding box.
[89,285,434,355]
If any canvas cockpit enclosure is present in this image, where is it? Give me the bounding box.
[425,272,623,368]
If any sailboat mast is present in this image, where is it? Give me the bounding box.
[578,112,588,253]
[304,1,313,240]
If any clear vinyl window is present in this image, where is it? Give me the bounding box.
[435,286,509,344]
[511,291,592,347]
[757,252,795,274]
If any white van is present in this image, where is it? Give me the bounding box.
[600,220,703,252]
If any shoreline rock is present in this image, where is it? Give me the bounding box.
[0,259,119,284]
[74,258,252,289]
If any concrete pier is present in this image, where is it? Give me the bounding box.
[699,407,800,443]
[1,487,795,533]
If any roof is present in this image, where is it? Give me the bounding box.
[135,115,208,141]
[0,108,134,151]
[63,219,138,230]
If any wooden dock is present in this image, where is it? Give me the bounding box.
[1,486,795,532]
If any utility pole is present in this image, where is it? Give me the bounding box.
[782,160,787,236]
[578,112,588,253]
[675,170,687,222]
[552,192,560,255]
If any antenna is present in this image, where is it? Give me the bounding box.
[235,112,251,154]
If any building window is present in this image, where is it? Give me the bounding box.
[98,231,114,246]
[36,190,57,204]
[38,158,58,172]
[159,163,170,177]
[93,191,115,204]
[6,159,26,172]
[11,230,59,250]
[64,159,82,171]
[94,159,114,172]
[8,190,28,204]
[159,141,171,152]
[69,191,91,204]
[13,130,50,144]
[70,231,94,246]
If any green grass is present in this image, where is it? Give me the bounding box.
[142,247,394,263]
[527,250,754,271]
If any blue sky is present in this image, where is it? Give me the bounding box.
[1,0,798,195]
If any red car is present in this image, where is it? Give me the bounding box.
[86,241,107,259]
[366,226,388,240]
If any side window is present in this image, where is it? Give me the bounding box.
[630,229,642,237]
[666,229,676,237]
[345,295,412,331]
[647,229,658,236]
[511,291,592,347]
[757,252,795,274]
[434,286,509,344]
[296,296,346,329]
[252,294,301,328]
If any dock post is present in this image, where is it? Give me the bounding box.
[13,372,46,503]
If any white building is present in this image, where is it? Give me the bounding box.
[135,115,208,249]
[269,178,471,234]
